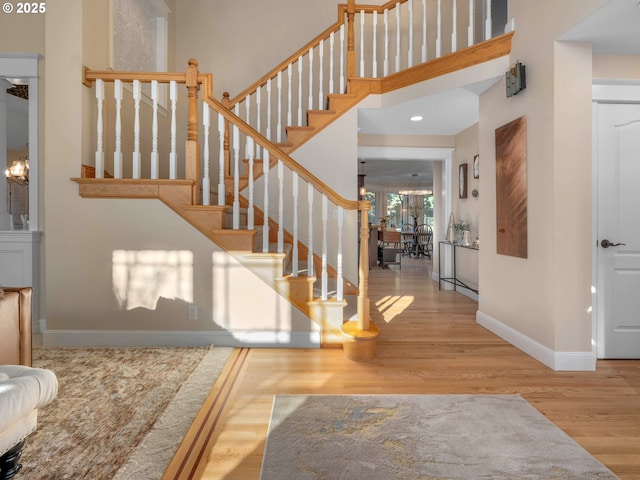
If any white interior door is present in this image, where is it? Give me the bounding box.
[595,101,640,358]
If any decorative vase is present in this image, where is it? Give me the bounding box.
[462,231,471,246]
[413,217,418,229]
[446,213,455,242]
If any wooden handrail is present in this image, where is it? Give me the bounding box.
[201,75,364,212]
[226,0,423,107]
[227,17,347,107]
[82,63,364,213]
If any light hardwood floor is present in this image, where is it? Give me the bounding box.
[165,257,640,480]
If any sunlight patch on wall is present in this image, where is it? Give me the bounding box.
[112,250,193,310]
[375,295,415,323]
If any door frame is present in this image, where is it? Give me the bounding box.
[0,53,41,328]
[592,82,640,358]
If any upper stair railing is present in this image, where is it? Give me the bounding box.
[81,60,373,332]
[226,0,506,149]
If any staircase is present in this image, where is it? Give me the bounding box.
[73,0,513,359]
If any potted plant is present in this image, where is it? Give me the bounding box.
[454,220,471,245]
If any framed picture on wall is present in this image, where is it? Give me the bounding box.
[459,163,468,198]
[473,154,479,178]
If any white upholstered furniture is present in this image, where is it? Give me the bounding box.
[0,365,58,479]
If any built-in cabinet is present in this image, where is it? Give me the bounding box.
[0,231,40,323]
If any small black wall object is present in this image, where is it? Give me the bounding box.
[506,62,526,98]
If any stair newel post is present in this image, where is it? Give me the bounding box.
[185,59,201,204]
[222,92,231,179]
[347,0,356,83]
[357,201,371,331]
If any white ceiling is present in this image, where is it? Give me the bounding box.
[358,0,640,188]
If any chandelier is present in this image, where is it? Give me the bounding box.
[5,148,29,184]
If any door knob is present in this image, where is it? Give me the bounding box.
[601,239,626,248]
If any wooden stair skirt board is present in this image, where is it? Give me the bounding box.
[341,320,380,361]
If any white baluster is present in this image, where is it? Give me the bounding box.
[277,71,282,143]
[308,48,314,111]
[150,80,159,179]
[256,87,262,157]
[329,31,335,95]
[340,24,345,93]
[247,137,254,230]
[95,79,104,179]
[292,172,299,277]
[113,79,122,179]
[436,0,442,58]
[169,80,177,179]
[384,9,390,76]
[297,56,303,126]
[307,183,314,277]
[245,94,251,146]
[318,41,324,109]
[336,206,344,301]
[132,80,141,179]
[287,64,292,127]
[360,10,365,77]
[217,113,225,205]
[202,104,211,205]
[277,160,284,253]
[266,79,272,142]
[372,11,378,78]
[422,0,428,62]
[263,150,270,253]
[321,195,328,301]
[468,0,474,46]
[451,0,458,52]
[395,7,401,72]
[485,0,492,40]
[408,0,414,68]
[233,122,240,230]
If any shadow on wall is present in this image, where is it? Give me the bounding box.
[104,248,316,347]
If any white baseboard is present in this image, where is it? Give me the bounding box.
[476,311,596,371]
[42,329,321,349]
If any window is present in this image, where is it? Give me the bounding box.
[386,193,403,228]
[365,191,376,225]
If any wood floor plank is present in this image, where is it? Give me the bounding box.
[173,257,640,480]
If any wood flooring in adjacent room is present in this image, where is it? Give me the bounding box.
[164,256,640,480]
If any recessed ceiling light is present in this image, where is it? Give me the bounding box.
[410,115,423,122]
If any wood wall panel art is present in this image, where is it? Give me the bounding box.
[495,116,527,258]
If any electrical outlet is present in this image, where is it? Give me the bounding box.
[188,305,198,321]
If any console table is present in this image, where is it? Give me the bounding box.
[438,241,479,294]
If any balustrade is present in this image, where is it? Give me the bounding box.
[81,60,371,330]
[225,0,503,146]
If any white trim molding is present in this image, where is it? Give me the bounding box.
[42,329,321,349]
[477,310,597,371]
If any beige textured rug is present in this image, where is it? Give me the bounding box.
[261,394,619,480]
[25,346,232,480]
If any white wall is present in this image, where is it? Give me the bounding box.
[477,0,606,370]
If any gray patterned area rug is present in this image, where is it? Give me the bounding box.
[260,394,619,480]
[25,346,232,480]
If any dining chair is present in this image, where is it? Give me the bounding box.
[400,224,416,256]
[415,224,433,258]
